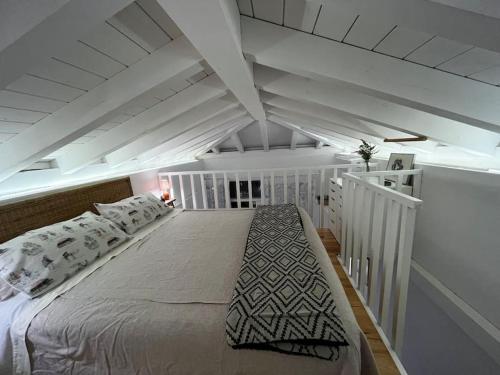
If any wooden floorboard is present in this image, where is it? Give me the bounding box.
[317,228,401,375]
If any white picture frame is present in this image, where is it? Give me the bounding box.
[386,153,415,184]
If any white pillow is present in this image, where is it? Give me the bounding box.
[0,278,17,301]
[95,193,170,234]
[0,212,129,298]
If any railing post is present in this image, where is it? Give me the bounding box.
[224,172,230,209]
[201,174,207,209]
[168,175,174,201]
[284,172,288,204]
[351,184,366,285]
[236,172,241,208]
[307,170,312,215]
[248,171,253,208]
[368,194,386,313]
[260,171,265,206]
[190,174,197,209]
[393,206,417,355]
[179,175,186,209]
[359,189,374,296]
[320,168,325,228]
[270,171,275,205]
[295,170,299,206]
[212,173,219,209]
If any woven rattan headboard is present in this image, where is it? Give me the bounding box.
[0,177,133,243]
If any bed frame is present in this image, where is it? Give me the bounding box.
[0,177,133,243]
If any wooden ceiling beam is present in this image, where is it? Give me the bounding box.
[157,0,266,122]
[0,36,202,182]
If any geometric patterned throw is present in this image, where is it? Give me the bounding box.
[226,204,349,360]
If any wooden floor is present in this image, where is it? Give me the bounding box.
[317,228,400,375]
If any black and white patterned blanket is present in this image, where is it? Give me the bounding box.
[226,204,349,360]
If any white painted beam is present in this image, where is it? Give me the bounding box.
[157,0,265,121]
[259,120,270,151]
[254,65,500,155]
[137,108,247,163]
[196,118,255,156]
[0,0,133,89]
[105,95,239,166]
[309,0,500,53]
[290,131,298,150]
[242,17,500,134]
[0,36,202,182]
[57,74,222,173]
[231,133,245,153]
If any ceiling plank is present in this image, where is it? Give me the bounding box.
[254,65,500,155]
[231,133,245,153]
[241,17,500,134]
[105,95,239,166]
[154,116,254,161]
[157,0,265,122]
[0,36,202,182]
[308,0,500,53]
[0,0,134,90]
[137,108,247,163]
[57,73,221,173]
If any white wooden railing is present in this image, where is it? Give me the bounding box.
[158,163,376,227]
[341,170,423,358]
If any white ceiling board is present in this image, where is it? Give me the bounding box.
[82,22,149,66]
[137,0,182,39]
[126,93,161,108]
[406,36,472,67]
[0,121,32,134]
[55,41,126,78]
[6,75,85,102]
[98,122,121,131]
[313,4,357,41]
[0,133,16,143]
[438,47,500,76]
[147,63,205,98]
[268,121,293,147]
[119,104,147,116]
[237,0,253,16]
[29,58,105,91]
[0,91,66,113]
[252,0,284,24]
[0,107,47,123]
[284,0,321,33]
[166,77,191,92]
[147,82,176,100]
[242,17,500,134]
[238,122,264,148]
[343,15,395,49]
[109,114,134,124]
[470,66,500,85]
[109,2,170,53]
[187,71,208,84]
[374,26,432,58]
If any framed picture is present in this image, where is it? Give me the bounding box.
[386,153,415,184]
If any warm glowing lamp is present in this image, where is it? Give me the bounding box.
[160,179,171,201]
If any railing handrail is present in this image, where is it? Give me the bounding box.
[343,172,423,209]
[158,163,377,177]
[351,168,423,177]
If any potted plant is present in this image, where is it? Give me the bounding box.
[357,139,377,172]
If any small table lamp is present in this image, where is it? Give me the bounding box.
[160,179,171,201]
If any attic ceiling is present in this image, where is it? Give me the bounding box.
[0,0,499,196]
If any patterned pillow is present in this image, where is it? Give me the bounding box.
[94,193,169,235]
[0,212,129,297]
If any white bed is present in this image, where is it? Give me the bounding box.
[0,208,377,375]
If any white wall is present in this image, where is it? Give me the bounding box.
[200,147,336,170]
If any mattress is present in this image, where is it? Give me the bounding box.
[0,208,377,375]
